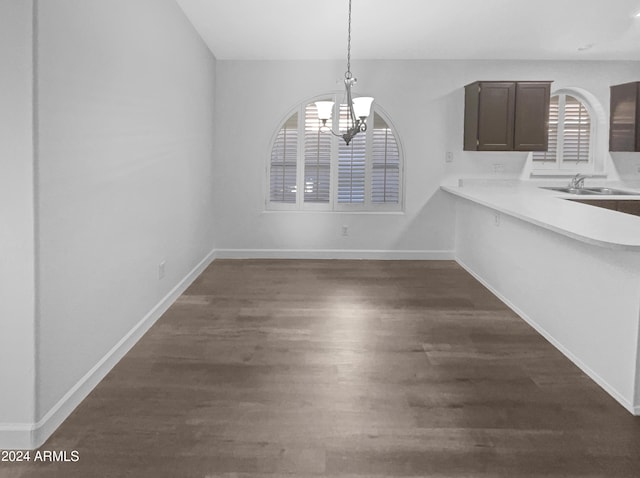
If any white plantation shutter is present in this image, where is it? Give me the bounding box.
[270,113,298,203]
[532,95,558,163]
[371,113,400,203]
[532,94,591,166]
[304,104,331,203]
[562,95,590,163]
[338,104,366,203]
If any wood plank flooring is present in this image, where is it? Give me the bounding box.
[4,259,640,477]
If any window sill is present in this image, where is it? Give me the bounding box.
[263,208,405,215]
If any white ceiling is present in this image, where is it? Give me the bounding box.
[175,0,640,61]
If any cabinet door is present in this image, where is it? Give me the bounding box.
[610,82,639,152]
[477,82,515,151]
[514,82,550,151]
[617,200,640,216]
[463,83,480,151]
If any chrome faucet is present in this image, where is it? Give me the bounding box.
[569,174,588,189]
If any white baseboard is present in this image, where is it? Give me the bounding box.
[0,249,217,450]
[215,249,455,260]
[455,256,638,416]
[0,423,35,450]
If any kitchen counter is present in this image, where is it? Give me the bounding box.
[443,179,640,415]
[441,180,640,250]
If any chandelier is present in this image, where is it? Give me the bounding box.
[315,0,374,146]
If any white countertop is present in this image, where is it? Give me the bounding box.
[441,180,640,250]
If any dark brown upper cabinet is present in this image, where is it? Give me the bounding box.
[610,82,640,152]
[464,81,552,151]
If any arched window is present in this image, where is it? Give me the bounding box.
[268,97,403,211]
[532,92,593,169]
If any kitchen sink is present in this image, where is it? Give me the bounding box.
[541,187,599,195]
[541,186,639,196]
[581,187,638,195]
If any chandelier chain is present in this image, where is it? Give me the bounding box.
[316,0,371,145]
[345,0,352,79]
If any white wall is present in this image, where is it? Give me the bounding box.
[33,0,216,444]
[0,0,37,448]
[213,60,455,258]
[213,60,640,257]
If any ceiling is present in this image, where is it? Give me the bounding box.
[175,0,640,61]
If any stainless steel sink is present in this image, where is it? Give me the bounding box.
[581,187,638,195]
[541,187,599,195]
[541,186,639,196]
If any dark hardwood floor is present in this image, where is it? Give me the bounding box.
[5,259,640,477]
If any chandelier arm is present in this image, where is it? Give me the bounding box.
[345,78,357,130]
[320,121,367,146]
[320,124,344,138]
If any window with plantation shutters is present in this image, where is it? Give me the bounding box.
[304,104,331,203]
[268,97,402,211]
[269,113,298,203]
[562,95,590,162]
[338,103,366,203]
[532,93,592,168]
[371,113,400,203]
[532,96,558,163]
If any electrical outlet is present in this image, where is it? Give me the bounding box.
[494,212,501,227]
[493,163,505,173]
[341,225,349,236]
[158,260,166,280]
[445,151,454,163]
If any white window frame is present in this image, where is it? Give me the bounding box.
[529,87,606,178]
[266,94,404,212]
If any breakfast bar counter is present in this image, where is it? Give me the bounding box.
[442,179,640,416]
[441,180,640,250]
